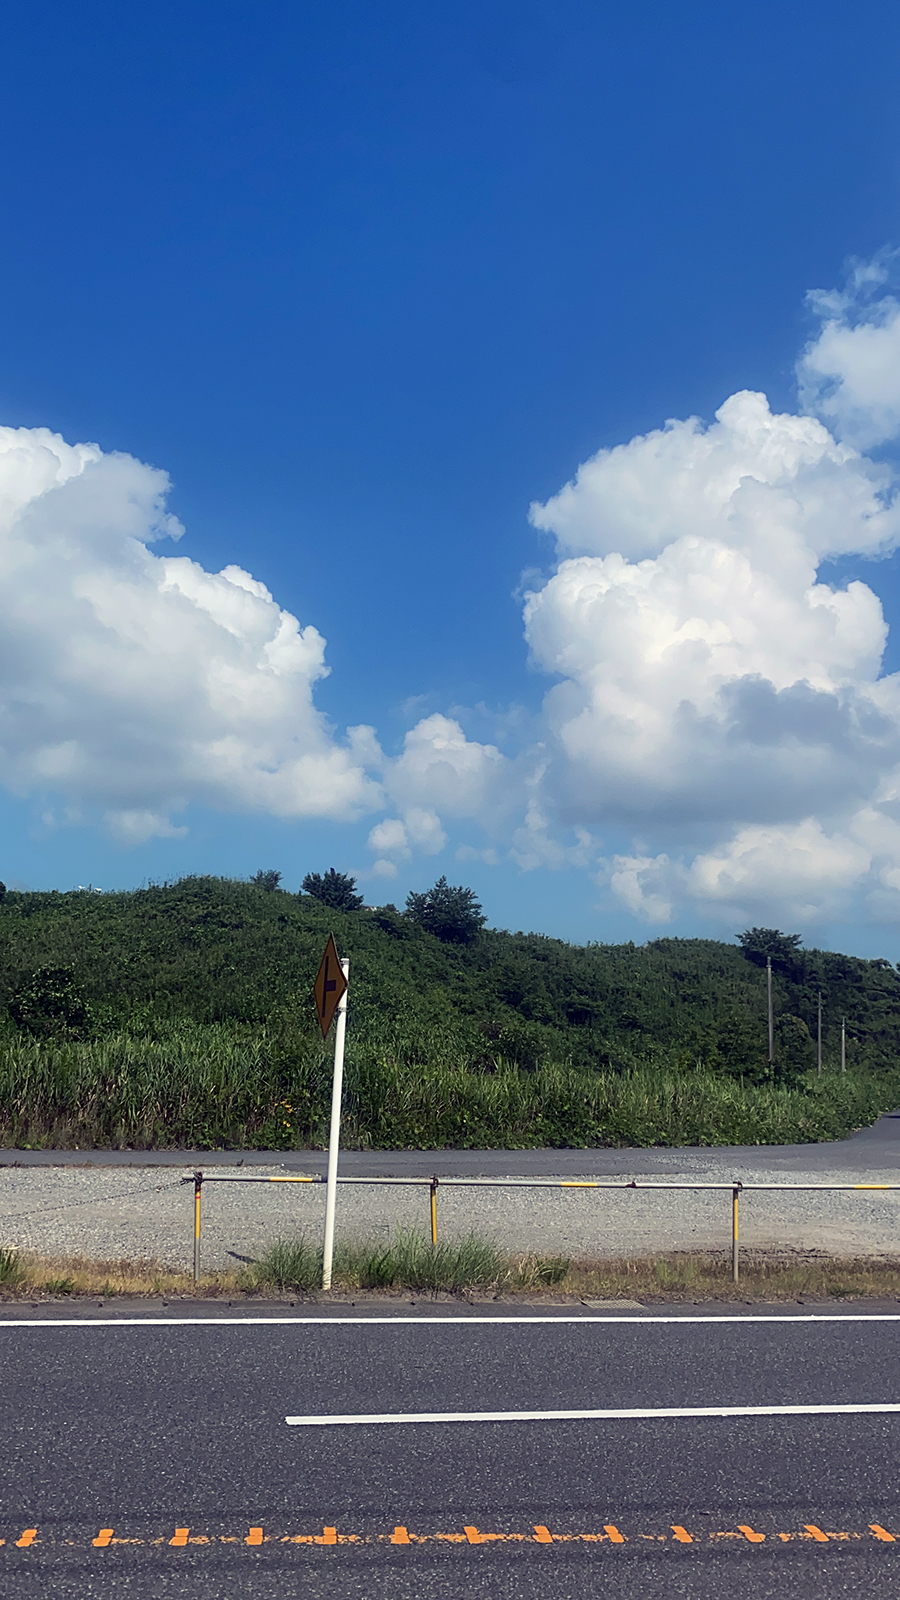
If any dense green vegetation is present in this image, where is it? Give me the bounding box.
[0,874,897,1149]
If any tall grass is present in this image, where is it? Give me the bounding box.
[0,1021,327,1148]
[253,1236,321,1292]
[336,1230,506,1292]
[0,1247,24,1286]
[251,1229,508,1294]
[0,1015,896,1150]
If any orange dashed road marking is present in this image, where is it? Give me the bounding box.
[3,1518,900,1551]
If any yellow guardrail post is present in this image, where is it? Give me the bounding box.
[193,1170,203,1286]
[732,1184,740,1284]
[430,1178,439,1245]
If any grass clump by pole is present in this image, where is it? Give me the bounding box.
[250,1228,509,1295]
[336,1229,506,1293]
[0,1247,24,1287]
[252,1236,322,1293]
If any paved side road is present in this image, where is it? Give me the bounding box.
[0,1313,899,1598]
[1,1115,899,1268]
[4,1109,900,1172]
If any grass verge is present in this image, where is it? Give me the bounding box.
[562,1252,900,1302]
[2,1232,900,1302]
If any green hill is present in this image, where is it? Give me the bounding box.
[0,875,897,1149]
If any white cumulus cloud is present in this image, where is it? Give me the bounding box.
[366,712,513,868]
[0,425,381,836]
[798,250,900,450]
[521,254,900,927]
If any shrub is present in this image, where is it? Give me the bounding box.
[9,966,91,1040]
[370,904,412,939]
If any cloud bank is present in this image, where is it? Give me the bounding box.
[7,250,900,937]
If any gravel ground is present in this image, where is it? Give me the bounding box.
[1,1149,900,1269]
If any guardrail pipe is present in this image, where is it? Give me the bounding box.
[186,1172,897,1291]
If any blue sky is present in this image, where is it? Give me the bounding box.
[4,1,900,955]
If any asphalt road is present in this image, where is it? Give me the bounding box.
[1,1310,900,1598]
[4,1108,900,1173]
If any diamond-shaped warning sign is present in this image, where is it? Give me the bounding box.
[313,933,347,1038]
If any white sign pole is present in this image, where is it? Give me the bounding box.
[321,956,349,1291]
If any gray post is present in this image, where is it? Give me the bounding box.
[841,1016,846,1073]
[767,956,775,1073]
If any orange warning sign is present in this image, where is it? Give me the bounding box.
[313,934,347,1038]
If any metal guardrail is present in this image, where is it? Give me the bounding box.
[183,1170,900,1288]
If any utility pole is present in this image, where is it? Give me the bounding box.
[841,1016,846,1073]
[817,990,823,1077]
[767,955,775,1074]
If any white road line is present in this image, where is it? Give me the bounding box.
[286,1402,900,1426]
[1,1313,900,1327]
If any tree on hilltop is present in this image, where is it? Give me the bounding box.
[405,876,485,944]
[737,928,803,972]
[302,869,364,911]
[250,869,282,892]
